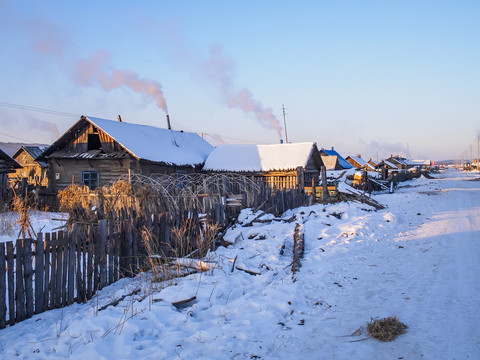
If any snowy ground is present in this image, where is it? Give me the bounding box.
[0,211,68,243]
[0,169,479,359]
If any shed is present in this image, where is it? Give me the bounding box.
[9,146,48,189]
[319,147,353,170]
[203,142,324,189]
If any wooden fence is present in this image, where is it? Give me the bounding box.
[0,185,317,328]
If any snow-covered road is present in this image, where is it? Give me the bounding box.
[0,169,479,359]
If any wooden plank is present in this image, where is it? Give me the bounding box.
[125,219,133,277]
[6,242,14,325]
[49,232,57,309]
[0,243,6,329]
[114,220,121,282]
[35,233,45,314]
[132,216,138,275]
[15,239,25,322]
[62,232,69,306]
[99,219,107,289]
[55,232,64,307]
[108,219,114,285]
[87,236,93,300]
[23,238,34,318]
[82,227,88,301]
[75,229,82,303]
[43,233,51,310]
[67,228,75,305]
[93,225,99,293]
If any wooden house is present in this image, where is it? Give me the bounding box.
[203,142,324,190]
[345,155,376,171]
[367,158,378,168]
[40,116,213,193]
[385,156,408,170]
[319,147,353,170]
[9,146,48,189]
[0,148,21,201]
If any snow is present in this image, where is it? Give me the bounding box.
[203,142,315,172]
[0,211,68,243]
[87,117,213,166]
[1,169,479,359]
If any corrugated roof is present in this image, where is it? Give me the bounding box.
[22,146,47,160]
[320,148,352,169]
[204,142,317,172]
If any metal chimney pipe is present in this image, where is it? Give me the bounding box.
[166,114,171,130]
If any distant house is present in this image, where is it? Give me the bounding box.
[40,116,213,193]
[367,158,378,168]
[203,142,324,189]
[319,147,353,170]
[0,148,21,200]
[345,155,376,171]
[9,146,48,189]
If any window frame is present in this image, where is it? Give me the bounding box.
[82,171,99,190]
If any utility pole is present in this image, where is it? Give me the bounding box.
[282,104,288,144]
[477,137,479,168]
[471,144,473,167]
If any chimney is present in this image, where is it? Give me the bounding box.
[117,115,122,122]
[166,114,172,130]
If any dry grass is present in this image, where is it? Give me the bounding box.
[367,316,407,342]
[141,219,220,283]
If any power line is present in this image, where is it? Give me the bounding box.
[0,131,38,144]
[0,101,80,118]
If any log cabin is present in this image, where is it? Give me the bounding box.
[9,146,48,190]
[40,116,213,194]
[203,142,324,190]
[345,155,376,171]
[0,148,21,201]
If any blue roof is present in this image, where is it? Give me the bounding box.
[320,148,353,169]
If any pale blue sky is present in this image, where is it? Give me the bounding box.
[1,0,479,160]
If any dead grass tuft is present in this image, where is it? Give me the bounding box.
[367,316,407,342]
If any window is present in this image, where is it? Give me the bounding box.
[88,133,101,150]
[82,171,99,190]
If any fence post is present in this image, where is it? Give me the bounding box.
[67,227,75,305]
[15,239,25,322]
[99,219,107,289]
[6,242,14,325]
[24,238,34,318]
[321,166,329,205]
[34,233,44,314]
[0,243,6,328]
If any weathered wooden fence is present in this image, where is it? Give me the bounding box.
[0,185,317,328]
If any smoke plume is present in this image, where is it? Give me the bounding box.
[203,45,282,138]
[73,50,168,112]
[27,116,60,139]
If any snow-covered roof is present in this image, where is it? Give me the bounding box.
[348,155,375,170]
[203,142,317,172]
[320,148,353,169]
[44,116,214,167]
[383,160,398,169]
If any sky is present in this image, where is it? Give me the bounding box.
[0,0,479,161]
